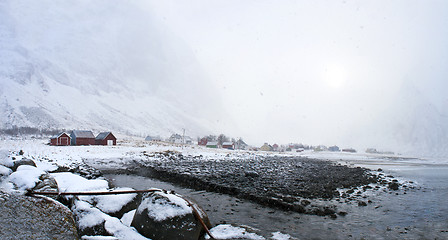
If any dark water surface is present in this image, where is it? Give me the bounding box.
[104,160,448,239]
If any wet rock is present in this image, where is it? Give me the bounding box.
[0,191,78,239]
[33,173,59,193]
[300,199,311,206]
[346,189,355,194]
[51,165,71,173]
[358,201,367,206]
[338,211,348,216]
[132,191,211,240]
[71,164,103,179]
[244,171,259,178]
[51,164,102,180]
[389,182,400,191]
[32,174,59,199]
[11,158,36,171]
[323,207,336,215]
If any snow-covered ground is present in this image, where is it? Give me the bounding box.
[1,137,445,239]
[2,137,445,171]
[0,138,300,239]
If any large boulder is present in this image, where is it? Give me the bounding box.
[11,157,37,171]
[72,200,110,237]
[72,200,147,239]
[131,191,211,240]
[90,187,141,219]
[0,191,79,239]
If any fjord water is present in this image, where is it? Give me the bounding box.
[104,157,448,239]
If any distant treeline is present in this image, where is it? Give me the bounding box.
[0,126,64,136]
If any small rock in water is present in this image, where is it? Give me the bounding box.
[244,170,259,178]
[389,182,400,191]
[300,199,311,206]
[358,201,367,207]
[338,211,347,216]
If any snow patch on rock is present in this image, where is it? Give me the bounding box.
[137,191,192,222]
[8,165,44,191]
[206,224,265,240]
[271,231,292,240]
[93,187,137,214]
[52,172,109,192]
[121,210,136,227]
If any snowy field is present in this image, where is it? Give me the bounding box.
[1,137,441,169]
[1,137,446,239]
[0,138,299,240]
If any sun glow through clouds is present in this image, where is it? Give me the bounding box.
[323,65,348,89]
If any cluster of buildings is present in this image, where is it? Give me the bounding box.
[50,130,116,146]
[49,129,393,156]
[256,143,359,153]
[145,133,249,150]
[197,137,248,150]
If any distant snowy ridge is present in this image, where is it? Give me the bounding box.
[0,0,223,138]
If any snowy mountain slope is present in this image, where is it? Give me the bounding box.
[353,81,448,157]
[0,0,222,137]
[388,83,448,157]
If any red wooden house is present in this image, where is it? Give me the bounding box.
[50,132,71,146]
[95,132,117,146]
[222,142,235,150]
[198,137,208,146]
[70,130,96,145]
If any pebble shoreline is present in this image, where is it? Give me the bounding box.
[114,151,384,217]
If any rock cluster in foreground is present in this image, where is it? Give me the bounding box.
[1,152,275,240]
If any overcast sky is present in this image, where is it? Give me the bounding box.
[4,0,447,153]
[135,1,448,151]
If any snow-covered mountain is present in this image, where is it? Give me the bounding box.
[352,81,448,158]
[0,1,222,137]
[386,82,448,157]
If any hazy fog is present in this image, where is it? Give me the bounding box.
[141,1,448,153]
[2,1,448,155]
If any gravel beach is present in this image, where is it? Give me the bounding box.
[110,151,381,216]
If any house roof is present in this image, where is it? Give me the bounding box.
[71,130,95,138]
[206,141,218,146]
[169,134,182,139]
[222,142,234,145]
[237,139,247,145]
[51,132,70,139]
[96,132,113,140]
